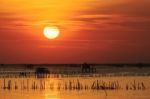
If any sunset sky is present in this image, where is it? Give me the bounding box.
[0,0,150,64]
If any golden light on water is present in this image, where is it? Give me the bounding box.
[43,26,60,39]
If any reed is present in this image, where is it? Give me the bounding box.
[0,78,146,92]
[126,80,146,90]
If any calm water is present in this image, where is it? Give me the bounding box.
[0,76,149,99]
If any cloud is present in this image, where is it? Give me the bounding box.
[71,14,112,23]
[0,12,32,30]
[108,20,150,30]
[68,0,150,43]
[71,0,150,28]
[79,0,150,16]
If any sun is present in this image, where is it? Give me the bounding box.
[43,26,60,39]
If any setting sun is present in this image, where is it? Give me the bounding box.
[43,26,60,39]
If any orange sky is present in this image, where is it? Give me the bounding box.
[0,0,150,64]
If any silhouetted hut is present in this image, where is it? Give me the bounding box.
[81,63,96,73]
[35,67,50,78]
